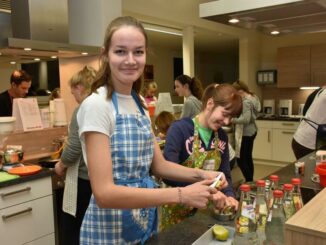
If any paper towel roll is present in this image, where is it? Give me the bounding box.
[53,99,67,126]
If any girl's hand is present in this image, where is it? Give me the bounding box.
[180,179,217,209]
[198,170,227,189]
[225,196,239,211]
[210,191,227,210]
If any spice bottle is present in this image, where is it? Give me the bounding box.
[234,184,258,245]
[282,184,296,220]
[265,190,286,245]
[255,180,268,245]
[291,178,304,212]
[267,175,279,209]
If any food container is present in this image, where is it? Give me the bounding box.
[315,163,326,187]
[316,150,326,166]
[0,117,16,134]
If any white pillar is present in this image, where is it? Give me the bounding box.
[68,0,122,46]
[182,26,195,77]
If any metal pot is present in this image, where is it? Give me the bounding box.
[0,149,24,165]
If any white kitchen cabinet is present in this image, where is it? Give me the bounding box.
[0,177,55,245]
[253,121,273,160]
[253,120,299,165]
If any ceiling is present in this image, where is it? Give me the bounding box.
[200,0,326,35]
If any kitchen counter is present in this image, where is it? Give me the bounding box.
[0,167,53,188]
[257,115,301,122]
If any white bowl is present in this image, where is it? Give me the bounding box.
[0,117,16,134]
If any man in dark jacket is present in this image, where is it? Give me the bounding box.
[0,70,32,116]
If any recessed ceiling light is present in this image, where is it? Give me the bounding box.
[51,56,57,59]
[81,52,88,55]
[228,18,239,24]
[10,61,16,64]
[24,48,32,51]
[271,30,280,35]
[0,52,2,55]
[34,58,40,61]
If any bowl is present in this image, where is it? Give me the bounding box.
[211,206,236,221]
[0,117,16,134]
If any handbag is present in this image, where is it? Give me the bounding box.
[302,118,326,150]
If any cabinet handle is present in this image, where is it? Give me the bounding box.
[268,131,271,142]
[0,187,31,198]
[2,207,33,221]
[282,123,295,126]
[282,131,294,135]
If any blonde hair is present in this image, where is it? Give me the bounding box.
[69,66,97,95]
[142,81,158,97]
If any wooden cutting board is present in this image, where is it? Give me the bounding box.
[285,187,326,245]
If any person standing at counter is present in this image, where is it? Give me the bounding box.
[54,66,96,245]
[142,80,158,105]
[77,16,229,245]
[232,80,261,182]
[174,74,203,118]
[292,87,326,159]
[161,83,242,229]
[0,70,32,116]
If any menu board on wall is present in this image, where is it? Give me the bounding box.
[12,98,43,132]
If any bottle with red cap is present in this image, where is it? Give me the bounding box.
[267,175,279,209]
[291,178,304,212]
[283,184,295,220]
[254,180,268,245]
[265,190,286,245]
[234,184,258,245]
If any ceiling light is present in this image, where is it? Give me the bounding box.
[10,61,16,65]
[81,52,88,55]
[34,58,40,61]
[271,30,280,35]
[24,48,32,51]
[228,18,239,24]
[143,23,183,36]
[51,56,57,59]
[300,86,320,90]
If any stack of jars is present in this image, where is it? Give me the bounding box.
[233,177,304,245]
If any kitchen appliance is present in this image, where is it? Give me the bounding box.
[0,148,24,165]
[298,104,305,116]
[279,99,292,116]
[263,99,275,116]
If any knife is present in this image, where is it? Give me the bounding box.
[209,173,223,188]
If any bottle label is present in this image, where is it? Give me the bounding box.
[242,204,255,220]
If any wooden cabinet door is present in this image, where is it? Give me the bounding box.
[277,46,311,88]
[311,44,326,87]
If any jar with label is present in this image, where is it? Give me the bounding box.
[282,184,295,220]
[234,184,258,245]
[291,178,304,212]
[255,180,268,245]
[266,175,279,209]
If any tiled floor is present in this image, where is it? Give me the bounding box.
[231,163,282,188]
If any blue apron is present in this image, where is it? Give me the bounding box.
[80,91,157,245]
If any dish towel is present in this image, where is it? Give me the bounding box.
[62,157,80,217]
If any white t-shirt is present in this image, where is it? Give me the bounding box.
[294,89,326,149]
[77,86,149,166]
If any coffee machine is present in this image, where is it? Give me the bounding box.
[263,99,275,116]
[279,99,292,117]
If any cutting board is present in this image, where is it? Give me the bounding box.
[285,187,326,245]
[0,172,20,182]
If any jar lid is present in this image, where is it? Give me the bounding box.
[273,190,283,198]
[269,175,279,181]
[256,179,265,187]
[240,184,251,192]
[283,183,293,191]
[291,178,301,185]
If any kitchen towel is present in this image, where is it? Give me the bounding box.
[62,157,80,217]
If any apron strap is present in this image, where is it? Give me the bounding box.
[112,90,146,116]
